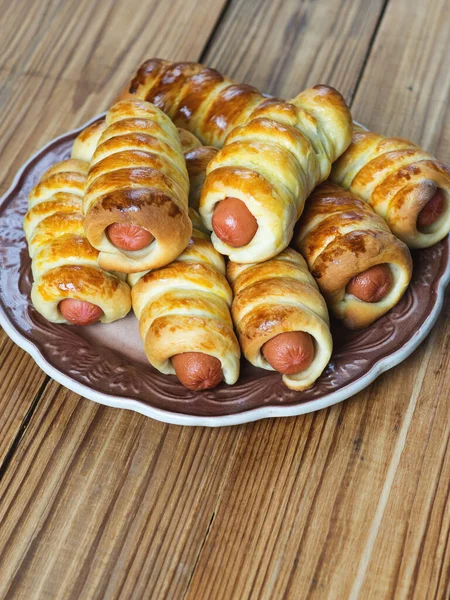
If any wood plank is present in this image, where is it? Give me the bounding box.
[0,0,227,464]
[350,0,450,157]
[0,382,241,600]
[0,331,48,466]
[203,0,388,101]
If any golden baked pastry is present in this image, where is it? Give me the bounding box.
[180,131,217,211]
[24,158,131,325]
[227,248,332,391]
[118,58,267,147]
[199,86,352,263]
[83,99,191,273]
[71,120,106,163]
[293,182,413,329]
[129,212,240,391]
[331,125,450,248]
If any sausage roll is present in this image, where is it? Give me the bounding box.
[24,158,131,325]
[331,125,450,248]
[118,58,269,147]
[83,99,192,273]
[293,182,413,329]
[227,248,332,391]
[199,86,352,263]
[73,122,217,211]
[129,212,240,391]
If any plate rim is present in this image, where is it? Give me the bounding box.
[0,114,449,427]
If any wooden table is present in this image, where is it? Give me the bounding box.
[0,0,449,597]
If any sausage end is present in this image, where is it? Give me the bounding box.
[59,298,103,326]
[346,264,393,303]
[212,197,258,248]
[417,189,445,230]
[171,352,223,391]
[262,331,315,375]
[107,223,154,251]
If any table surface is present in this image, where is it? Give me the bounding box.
[0,0,449,598]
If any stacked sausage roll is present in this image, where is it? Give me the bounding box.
[200,86,352,262]
[118,58,270,147]
[126,136,238,391]
[331,125,450,248]
[228,249,332,391]
[24,158,131,325]
[129,210,240,391]
[293,183,413,329]
[83,99,192,273]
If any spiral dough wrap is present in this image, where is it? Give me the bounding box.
[293,182,413,329]
[227,248,332,391]
[83,99,192,273]
[118,58,270,147]
[129,218,241,389]
[24,158,131,324]
[200,86,353,263]
[331,125,450,248]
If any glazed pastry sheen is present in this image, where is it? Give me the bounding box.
[129,213,240,386]
[24,159,131,324]
[200,85,352,262]
[71,120,106,163]
[83,99,191,273]
[227,248,332,391]
[73,122,217,212]
[331,125,450,248]
[120,59,352,155]
[118,58,268,147]
[293,182,412,329]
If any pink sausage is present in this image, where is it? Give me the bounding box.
[59,298,103,326]
[346,264,392,303]
[107,223,154,251]
[262,331,315,375]
[417,189,445,230]
[172,352,223,391]
[212,197,258,248]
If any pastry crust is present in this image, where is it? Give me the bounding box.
[118,58,268,147]
[130,214,240,385]
[73,122,216,212]
[71,120,106,163]
[293,182,412,329]
[200,87,352,263]
[331,125,450,248]
[227,248,332,391]
[24,158,131,324]
[83,99,191,273]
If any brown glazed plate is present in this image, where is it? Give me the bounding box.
[0,114,449,426]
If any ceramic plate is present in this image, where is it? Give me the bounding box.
[0,114,449,426]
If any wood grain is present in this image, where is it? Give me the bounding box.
[0,330,48,466]
[203,0,388,101]
[0,382,242,599]
[350,0,450,158]
[0,0,228,196]
[0,0,449,598]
